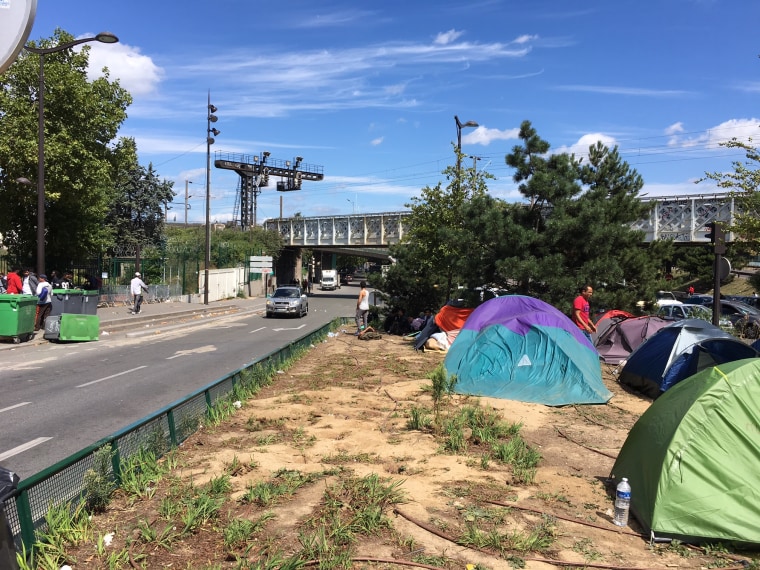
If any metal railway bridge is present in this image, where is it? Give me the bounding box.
[262,193,737,283]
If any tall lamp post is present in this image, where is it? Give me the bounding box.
[205,91,219,305]
[454,115,479,178]
[24,32,119,276]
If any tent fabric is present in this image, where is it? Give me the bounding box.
[619,319,758,398]
[414,303,475,351]
[592,310,633,345]
[434,304,474,332]
[444,296,611,406]
[595,315,671,364]
[611,358,760,544]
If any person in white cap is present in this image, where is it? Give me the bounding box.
[130,272,148,314]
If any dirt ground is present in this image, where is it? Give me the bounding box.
[65,325,757,569]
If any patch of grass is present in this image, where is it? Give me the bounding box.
[240,469,318,507]
[321,451,378,464]
[573,537,602,561]
[406,405,432,431]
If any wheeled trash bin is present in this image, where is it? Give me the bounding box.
[0,294,38,343]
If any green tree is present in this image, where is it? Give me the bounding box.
[500,125,671,311]
[399,147,494,301]
[0,29,132,269]
[701,138,760,254]
[107,137,174,256]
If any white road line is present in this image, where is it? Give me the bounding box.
[76,366,147,388]
[0,402,31,414]
[249,327,266,334]
[0,437,53,462]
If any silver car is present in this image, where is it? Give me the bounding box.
[265,286,309,318]
[656,303,712,322]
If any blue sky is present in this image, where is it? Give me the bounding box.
[22,0,760,224]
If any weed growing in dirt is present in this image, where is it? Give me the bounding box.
[240,468,319,507]
[82,445,116,512]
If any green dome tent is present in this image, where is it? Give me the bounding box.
[611,358,760,544]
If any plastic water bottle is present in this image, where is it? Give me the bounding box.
[613,478,631,527]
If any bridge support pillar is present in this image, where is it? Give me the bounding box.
[274,248,304,287]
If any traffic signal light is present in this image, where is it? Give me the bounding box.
[706,222,726,254]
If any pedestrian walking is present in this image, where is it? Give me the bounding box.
[130,272,149,314]
[35,274,53,331]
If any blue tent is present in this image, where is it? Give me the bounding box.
[619,319,758,399]
[444,296,611,406]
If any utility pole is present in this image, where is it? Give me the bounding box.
[184,180,192,226]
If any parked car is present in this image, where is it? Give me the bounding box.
[265,286,309,318]
[655,291,682,308]
[656,304,712,322]
[704,300,760,339]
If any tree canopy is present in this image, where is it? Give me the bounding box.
[379,121,672,315]
[0,29,132,270]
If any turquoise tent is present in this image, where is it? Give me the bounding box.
[611,358,760,544]
[444,296,610,406]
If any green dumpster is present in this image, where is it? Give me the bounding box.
[0,294,38,343]
[59,314,99,342]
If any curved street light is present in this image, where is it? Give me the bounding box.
[454,115,479,177]
[24,32,119,275]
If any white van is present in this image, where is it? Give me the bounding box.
[321,269,339,291]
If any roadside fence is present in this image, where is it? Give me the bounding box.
[2,317,346,557]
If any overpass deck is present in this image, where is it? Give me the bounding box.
[264,193,737,248]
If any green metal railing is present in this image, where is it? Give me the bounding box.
[2,318,346,554]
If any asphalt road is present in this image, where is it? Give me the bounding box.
[0,285,361,479]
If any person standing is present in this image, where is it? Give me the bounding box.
[21,268,38,295]
[355,280,370,335]
[130,272,148,314]
[572,285,596,342]
[35,274,53,331]
[5,268,23,294]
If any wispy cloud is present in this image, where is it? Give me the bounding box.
[556,85,689,97]
[371,137,384,146]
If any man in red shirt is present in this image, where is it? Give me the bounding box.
[572,285,596,341]
[5,268,23,294]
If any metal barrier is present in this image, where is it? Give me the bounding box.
[97,284,176,307]
[2,317,346,555]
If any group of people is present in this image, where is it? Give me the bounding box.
[0,267,58,331]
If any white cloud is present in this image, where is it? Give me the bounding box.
[434,29,464,45]
[86,41,163,96]
[371,136,384,146]
[462,126,520,146]
[664,122,684,136]
[556,85,688,97]
[553,133,618,159]
[666,118,760,150]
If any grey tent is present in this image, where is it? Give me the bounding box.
[595,315,672,365]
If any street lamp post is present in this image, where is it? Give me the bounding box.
[24,32,119,276]
[205,91,219,305]
[454,115,479,178]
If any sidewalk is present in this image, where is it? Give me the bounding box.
[0,296,266,350]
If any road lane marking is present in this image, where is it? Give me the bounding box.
[0,437,53,462]
[249,327,266,334]
[272,324,307,332]
[167,345,217,359]
[0,402,30,414]
[76,366,147,388]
